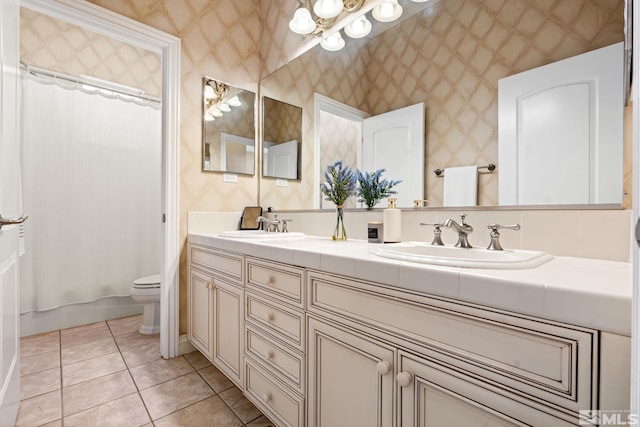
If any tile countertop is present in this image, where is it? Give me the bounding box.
[188,233,632,337]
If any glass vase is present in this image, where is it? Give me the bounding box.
[332,206,347,241]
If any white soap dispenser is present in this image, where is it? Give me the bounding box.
[383,197,401,243]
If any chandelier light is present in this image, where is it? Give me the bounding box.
[372,0,403,22]
[344,15,372,38]
[203,78,242,121]
[320,31,346,51]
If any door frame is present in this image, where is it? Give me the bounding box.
[20,0,181,358]
[313,93,369,209]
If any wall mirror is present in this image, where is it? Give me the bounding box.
[202,77,256,175]
[259,0,628,210]
[262,96,302,180]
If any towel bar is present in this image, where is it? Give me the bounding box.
[434,164,495,177]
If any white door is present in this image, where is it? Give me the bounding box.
[498,42,623,205]
[0,0,22,424]
[266,140,298,179]
[362,103,424,208]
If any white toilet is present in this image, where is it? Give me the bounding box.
[130,274,161,335]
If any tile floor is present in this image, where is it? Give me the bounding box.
[16,314,273,427]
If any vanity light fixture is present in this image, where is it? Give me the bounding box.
[203,78,243,121]
[227,95,242,107]
[321,31,346,51]
[344,15,372,38]
[313,0,344,19]
[289,7,317,34]
[372,0,403,22]
[219,102,231,112]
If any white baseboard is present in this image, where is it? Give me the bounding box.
[179,333,196,355]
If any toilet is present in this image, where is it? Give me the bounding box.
[130,274,161,335]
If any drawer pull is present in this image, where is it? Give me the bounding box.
[266,312,275,322]
[262,392,273,403]
[267,275,276,285]
[396,371,413,387]
[265,350,275,360]
[376,360,392,376]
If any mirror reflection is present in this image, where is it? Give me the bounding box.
[262,96,302,180]
[259,0,626,210]
[202,77,256,175]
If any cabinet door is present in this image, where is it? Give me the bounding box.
[212,278,243,387]
[188,268,214,359]
[307,317,394,427]
[398,351,576,427]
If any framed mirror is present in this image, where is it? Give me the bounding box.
[259,0,628,210]
[202,77,256,175]
[262,96,302,180]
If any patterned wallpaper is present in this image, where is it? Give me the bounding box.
[20,8,161,97]
[263,97,302,144]
[261,0,626,209]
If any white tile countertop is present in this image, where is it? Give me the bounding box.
[188,233,632,336]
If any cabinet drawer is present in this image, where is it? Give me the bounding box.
[245,360,304,427]
[246,324,304,394]
[190,244,243,283]
[247,258,305,307]
[246,293,304,351]
[307,272,597,414]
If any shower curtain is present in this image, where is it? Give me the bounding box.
[20,72,161,313]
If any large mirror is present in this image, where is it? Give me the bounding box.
[202,77,256,175]
[259,0,628,210]
[262,96,302,180]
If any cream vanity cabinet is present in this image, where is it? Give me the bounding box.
[187,244,244,387]
[306,271,607,427]
[243,257,306,427]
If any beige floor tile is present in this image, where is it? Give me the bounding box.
[62,352,127,387]
[21,331,60,358]
[15,389,62,427]
[63,392,151,427]
[139,371,214,420]
[62,370,136,416]
[61,336,118,366]
[246,415,276,426]
[20,366,60,400]
[61,327,113,349]
[121,340,162,368]
[21,349,60,376]
[107,314,144,337]
[184,350,212,370]
[154,395,243,427]
[198,364,234,393]
[129,355,194,390]
[40,420,63,427]
[60,321,109,337]
[114,330,159,350]
[219,386,263,424]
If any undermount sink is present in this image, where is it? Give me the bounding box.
[370,242,553,269]
[219,230,305,239]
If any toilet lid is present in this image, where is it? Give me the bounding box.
[133,274,161,287]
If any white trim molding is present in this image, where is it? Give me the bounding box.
[21,0,181,359]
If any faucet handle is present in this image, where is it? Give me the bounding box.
[459,213,467,224]
[486,223,521,250]
[420,222,445,246]
[280,218,292,232]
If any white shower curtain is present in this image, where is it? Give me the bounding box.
[21,72,161,312]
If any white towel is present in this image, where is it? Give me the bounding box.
[443,166,478,206]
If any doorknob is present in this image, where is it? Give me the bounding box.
[0,214,28,231]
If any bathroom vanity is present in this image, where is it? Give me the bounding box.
[187,232,631,427]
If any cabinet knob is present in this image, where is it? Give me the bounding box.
[267,275,276,285]
[396,371,413,387]
[262,392,272,403]
[265,350,275,360]
[266,312,275,322]
[376,360,392,375]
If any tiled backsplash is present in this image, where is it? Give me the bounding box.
[189,208,632,263]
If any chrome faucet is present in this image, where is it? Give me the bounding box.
[257,216,280,232]
[444,213,473,248]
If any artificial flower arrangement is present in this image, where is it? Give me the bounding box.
[321,161,357,240]
[356,168,402,209]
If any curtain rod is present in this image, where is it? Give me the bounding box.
[20,62,162,105]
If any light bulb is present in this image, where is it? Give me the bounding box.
[313,0,343,19]
[227,95,242,107]
[289,8,316,34]
[219,102,231,112]
[204,85,215,100]
[210,107,223,117]
[320,31,345,51]
[372,0,403,22]
[344,16,372,39]
[204,113,215,122]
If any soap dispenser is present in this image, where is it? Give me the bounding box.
[383,197,401,243]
